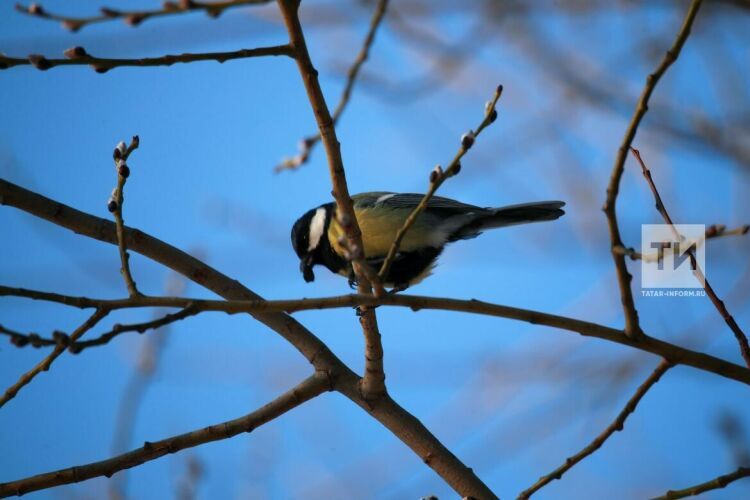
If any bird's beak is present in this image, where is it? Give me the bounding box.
[300,255,315,283]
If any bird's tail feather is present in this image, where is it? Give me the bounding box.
[449,201,565,241]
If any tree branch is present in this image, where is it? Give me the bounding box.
[0,306,197,353]
[378,84,502,282]
[0,45,294,73]
[632,148,750,368]
[275,0,390,172]
[614,223,749,261]
[652,466,750,500]
[0,308,108,410]
[602,0,703,339]
[2,285,749,386]
[519,359,673,499]
[111,137,141,297]
[276,0,387,401]
[15,1,272,32]
[0,373,330,497]
[0,178,495,498]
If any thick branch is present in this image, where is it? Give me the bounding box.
[0,309,108,409]
[0,373,329,497]
[0,179,494,498]
[0,45,294,73]
[519,359,672,499]
[275,0,390,172]
[602,0,703,339]
[15,1,272,32]
[632,148,750,368]
[652,467,750,500]
[2,286,750,386]
[378,85,502,281]
[276,0,386,401]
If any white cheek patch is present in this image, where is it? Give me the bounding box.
[307,207,327,252]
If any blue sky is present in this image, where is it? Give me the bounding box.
[2,1,750,499]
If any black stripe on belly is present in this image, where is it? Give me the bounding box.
[369,246,443,288]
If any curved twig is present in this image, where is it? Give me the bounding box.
[602,0,703,339]
[275,0,390,172]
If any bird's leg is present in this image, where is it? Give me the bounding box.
[347,268,359,290]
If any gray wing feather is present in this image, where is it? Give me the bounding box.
[353,192,487,215]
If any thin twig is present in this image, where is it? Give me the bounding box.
[111,137,141,297]
[0,45,294,73]
[614,223,749,261]
[602,0,703,339]
[275,0,390,172]
[15,1,272,32]
[2,285,749,386]
[276,0,388,402]
[0,309,108,409]
[519,359,673,499]
[377,85,503,282]
[652,467,750,500]
[0,178,494,499]
[0,373,330,497]
[632,147,750,368]
[0,307,196,352]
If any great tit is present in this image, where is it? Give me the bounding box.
[291,192,565,289]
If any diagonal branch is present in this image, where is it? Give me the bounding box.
[276,0,387,402]
[2,285,750,386]
[275,0,390,172]
[378,85,503,282]
[111,136,141,297]
[0,178,495,499]
[0,373,330,497]
[602,0,703,339]
[632,148,750,368]
[0,45,294,73]
[15,1,272,32]
[652,466,750,500]
[519,359,673,499]
[0,308,108,410]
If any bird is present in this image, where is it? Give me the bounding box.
[291,192,565,290]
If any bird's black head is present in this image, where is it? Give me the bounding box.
[291,205,330,283]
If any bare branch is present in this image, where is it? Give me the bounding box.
[602,0,703,339]
[2,285,749,386]
[0,45,294,73]
[0,178,494,499]
[632,148,750,368]
[614,224,750,261]
[652,466,750,500]
[0,307,197,353]
[0,309,108,409]
[519,359,672,499]
[14,1,272,32]
[377,85,503,282]
[275,0,390,172]
[0,373,330,497]
[110,137,142,297]
[276,0,387,401]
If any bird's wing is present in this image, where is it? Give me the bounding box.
[352,192,486,216]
